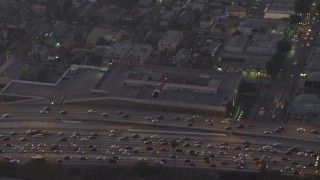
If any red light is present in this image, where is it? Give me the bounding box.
[164,77,168,81]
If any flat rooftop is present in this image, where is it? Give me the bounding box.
[1,64,241,108]
[97,64,241,107]
[227,35,248,48]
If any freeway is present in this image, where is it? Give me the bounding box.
[1,103,319,143]
[0,101,319,176]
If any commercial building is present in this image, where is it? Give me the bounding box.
[263,0,295,19]
[158,30,183,52]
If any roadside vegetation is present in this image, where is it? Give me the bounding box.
[0,160,317,180]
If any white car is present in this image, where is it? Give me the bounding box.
[238,153,248,157]
[263,131,273,134]
[262,146,272,150]
[151,119,159,123]
[2,113,11,117]
[297,152,307,156]
[297,128,306,132]
[273,143,282,147]
[111,145,120,149]
[96,156,106,160]
[145,116,153,120]
[221,120,230,124]
[80,138,88,142]
[88,109,97,114]
[40,110,48,114]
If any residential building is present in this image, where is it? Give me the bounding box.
[158,10,176,27]
[158,30,183,52]
[29,5,46,18]
[99,6,127,25]
[190,2,205,11]
[224,5,248,17]
[123,44,153,64]
[121,9,142,25]
[104,43,153,65]
[0,51,27,85]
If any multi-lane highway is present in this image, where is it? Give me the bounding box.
[0,101,319,176]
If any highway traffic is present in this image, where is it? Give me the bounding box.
[0,101,319,176]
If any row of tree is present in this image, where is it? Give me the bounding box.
[265,39,291,77]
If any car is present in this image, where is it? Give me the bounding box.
[116,111,124,115]
[221,120,230,124]
[263,131,272,134]
[64,155,72,160]
[132,134,139,138]
[297,128,306,132]
[173,116,181,120]
[274,128,281,133]
[189,162,196,167]
[207,144,215,148]
[285,151,292,155]
[60,110,67,114]
[33,134,43,138]
[154,160,164,166]
[40,110,48,114]
[2,113,11,117]
[218,151,227,155]
[145,116,153,120]
[237,125,245,128]
[1,137,9,141]
[291,171,301,175]
[9,132,18,135]
[310,129,319,134]
[151,119,159,123]
[297,152,307,156]
[19,137,28,141]
[176,148,184,153]
[169,154,178,159]
[233,146,241,150]
[57,159,64,163]
[260,105,265,110]
[130,149,139,153]
[59,137,67,142]
[91,132,98,137]
[80,138,88,142]
[101,112,110,117]
[160,148,168,152]
[156,115,164,119]
[88,109,97,114]
[186,122,193,126]
[122,114,129,118]
[246,123,254,127]
[273,143,282,147]
[278,126,285,130]
[112,156,121,160]
[44,107,51,111]
[79,156,87,160]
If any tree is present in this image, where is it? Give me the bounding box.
[265,57,283,76]
[96,37,108,46]
[276,39,291,53]
[294,0,312,14]
[170,139,178,172]
[65,11,79,23]
[289,15,301,24]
